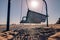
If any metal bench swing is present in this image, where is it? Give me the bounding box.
[20,0,47,24]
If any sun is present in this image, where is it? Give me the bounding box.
[31,0,39,8]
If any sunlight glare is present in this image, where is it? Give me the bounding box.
[31,0,39,8]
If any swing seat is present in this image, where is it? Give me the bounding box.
[20,10,47,23]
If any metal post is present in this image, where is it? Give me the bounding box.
[6,0,11,31]
[43,0,49,27]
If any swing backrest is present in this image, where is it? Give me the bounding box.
[20,10,47,23]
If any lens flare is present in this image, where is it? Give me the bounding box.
[31,0,39,8]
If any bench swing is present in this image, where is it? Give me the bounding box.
[20,0,47,24]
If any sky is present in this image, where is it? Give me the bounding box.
[0,0,60,24]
